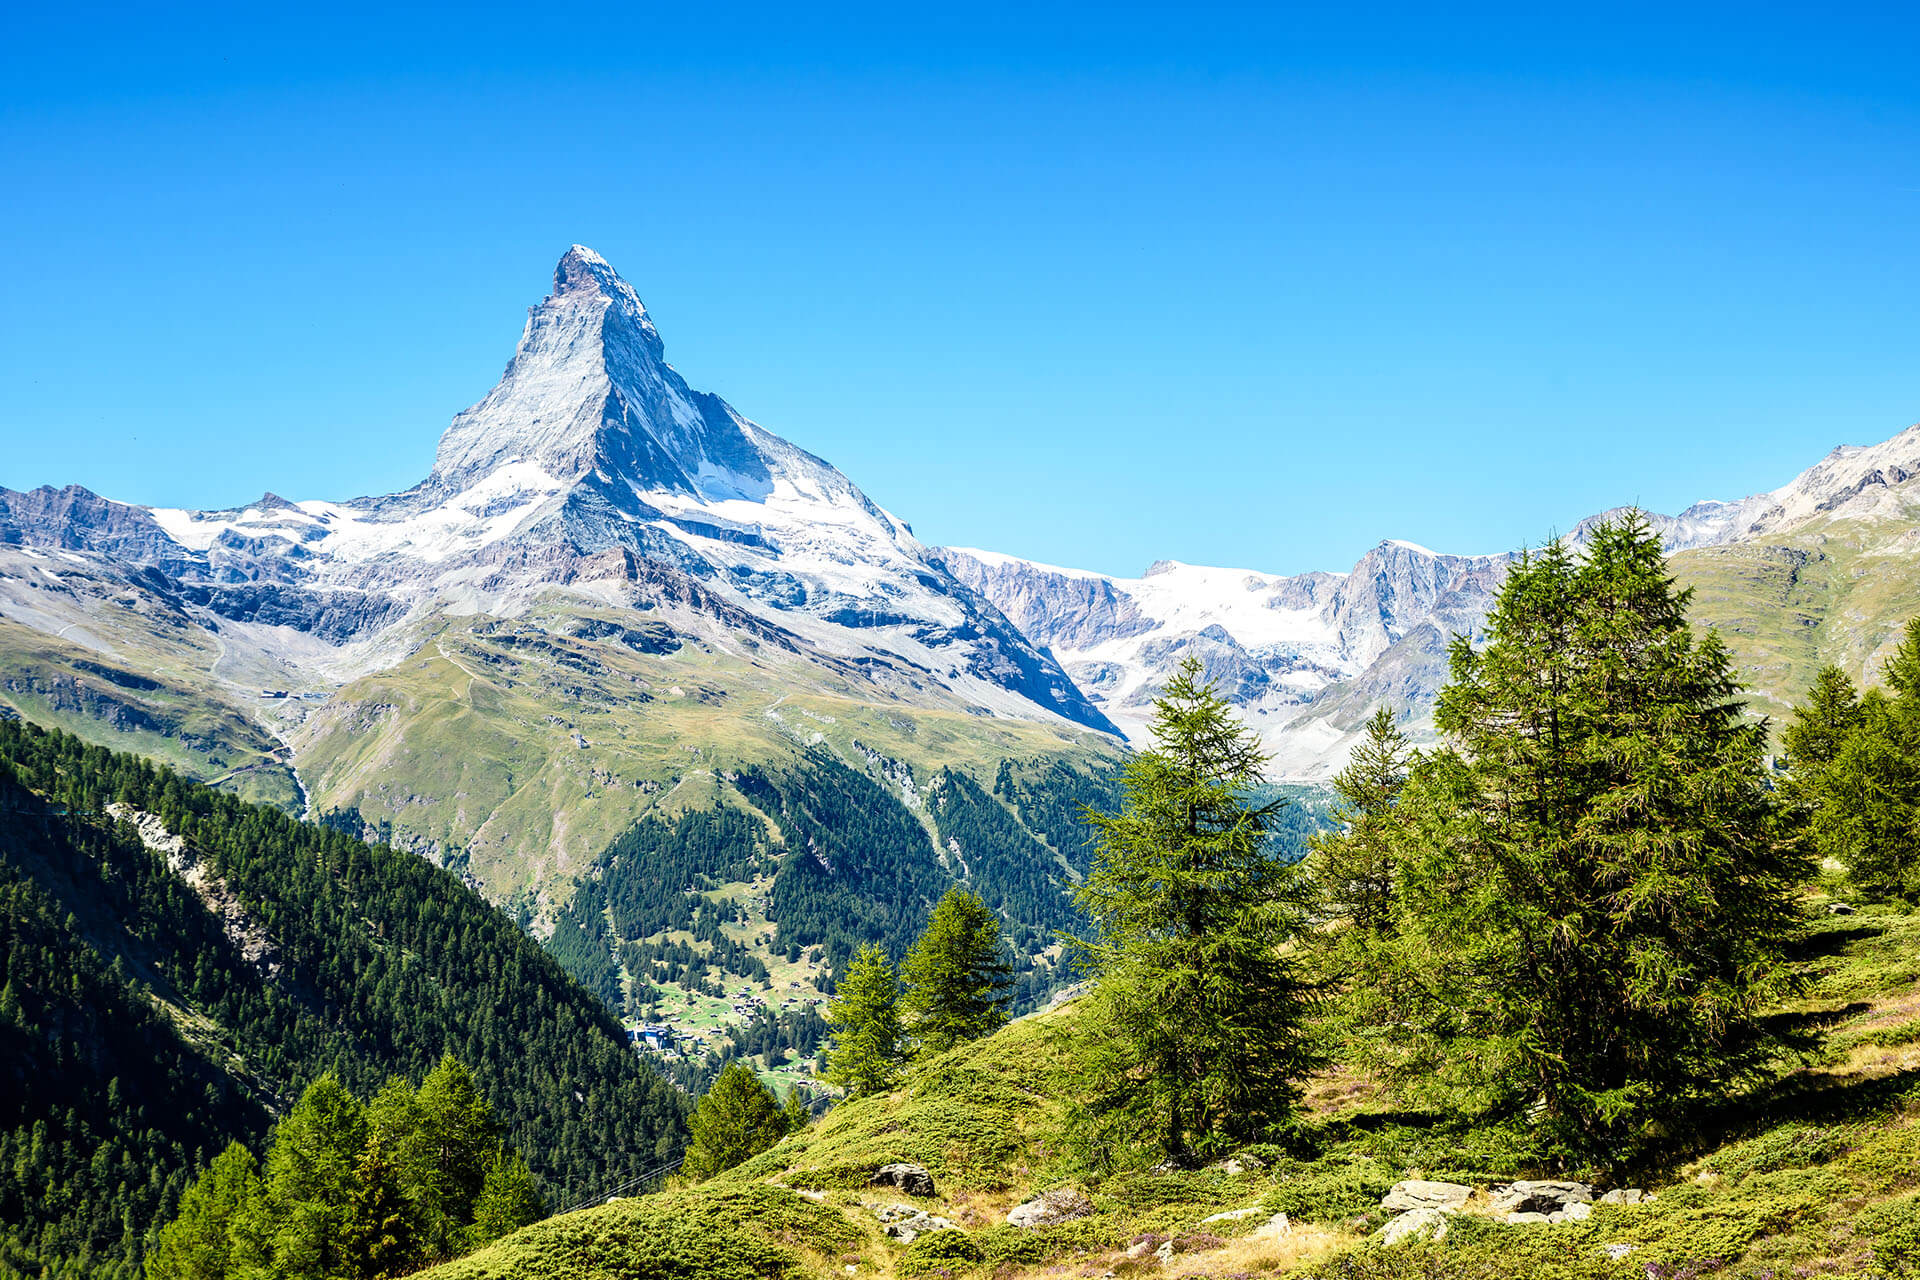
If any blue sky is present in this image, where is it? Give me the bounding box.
[3,3,1916,577]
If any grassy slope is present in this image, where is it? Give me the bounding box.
[0,615,301,809]
[293,606,1124,903]
[1677,509,1920,727]
[425,887,1920,1280]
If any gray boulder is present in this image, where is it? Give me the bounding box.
[1379,1207,1452,1246]
[871,1163,936,1197]
[1006,1188,1094,1228]
[1599,1188,1648,1205]
[1381,1180,1474,1213]
[879,1209,958,1244]
[1490,1180,1595,1215]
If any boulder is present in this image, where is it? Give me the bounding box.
[1199,1207,1262,1225]
[1489,1180,1595,1216]
[1006,1188,1095,1228]
[1599,1188,1647,1205]
[1379,1207,1452,1246]
[1505,1211,1552,1225]
[1829,902,1856,915]
[880,1209,958,1244]
[1548,1202,1593,1224]
[870,1163,936,1198]
[1604,1243,1637,1261]
[1381,1180,1474,1213]
[1253,1212,1292,1239]
[1154,1240,1176,1263]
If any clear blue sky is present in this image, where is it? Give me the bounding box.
[3,2,1916,577]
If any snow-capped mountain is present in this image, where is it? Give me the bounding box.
[938,423,1920,777]
[1,246,1111,738]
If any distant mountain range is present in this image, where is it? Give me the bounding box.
[939,424,1920,775]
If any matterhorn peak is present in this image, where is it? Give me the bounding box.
[552,244,648,315]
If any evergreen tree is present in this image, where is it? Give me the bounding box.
[781,1087,812,1134]
[824,944,905,1097]
[1389,514,1806,1157]
[389,1057,495,1257]
[680,1063,789,1181]
[1808,691,1920,899]
[1071,656,1320,1162]
[1782,665,1863,776]
[467,1149,545,1248]
[143,1143,261,1280]
[1310,705,1413,933]
[900,886,1014,1053]
[260,1073,368,1280]
[338,1131,418,1280]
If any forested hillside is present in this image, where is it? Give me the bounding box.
[0,721,685,1279]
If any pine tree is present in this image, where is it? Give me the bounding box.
[824,944,905,1097]
[143,1142,261,1280]
[403,1056,495,1256]
[1310,705,1413,933]
[338,1130,418,1280]
[1389,514,1806,1157]
[901,886,1014,1053]
[1782,665,1863,776]
[781,1087,812,1134]
[260,1073,368,1280]
[467,1148,545,1248]
[1808,691,1920,899]
[1071,656,1320,1162]
[681,1063,789,1180]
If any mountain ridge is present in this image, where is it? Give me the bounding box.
[938,420,1920,776]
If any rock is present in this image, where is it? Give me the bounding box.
[1604,1243,1637,1261]
[1381,1180,1475,1213]
[1125,1240,1156,1260]
[1505,1211,1552,1225]
[1154,1240,1176,1263]
[1489,1180,1596,1215]
[1547,1203,1592,1224]
[1829,902,1856,915]
[1254,1212,1292,1238]
[1006,1188,1095,1228]
[1200,1207,1262,1224]
[870,1163,936,1198]
[1599,1189,1646,1205]
[1379,1207,1452,1246]
[881,1209,957,1244]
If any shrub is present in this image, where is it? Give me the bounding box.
[1263,1159,1397,1222]
[898,1228,985,1277]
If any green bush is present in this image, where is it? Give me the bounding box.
[973,1220,1110,1264]
[1706,1124,1856,1181]
[897,1229,985,1277]
[777,1164,876,1191]
[1263,1159,1397,1222]
[1857,1193,1920,1278]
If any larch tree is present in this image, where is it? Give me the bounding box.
[901,886,1015,1053]
[1310,704,1414,934]
[824,943,906,1098]
[1388,513,1806,1158]
[681,1062,790,1181]
[1071,655,1320,1163]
